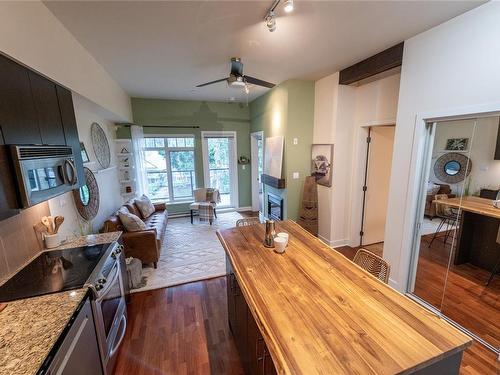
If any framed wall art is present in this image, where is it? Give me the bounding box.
[311,144,333,187]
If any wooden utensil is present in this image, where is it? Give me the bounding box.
[41,216,53,234]
[33,222,49,249]
[54,216,64,234]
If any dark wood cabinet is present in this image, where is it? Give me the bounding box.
[0,53,85,218]
[56,85,84,186]
[29,71,66,145]
[226,256,277,375]
[0,54,41,145]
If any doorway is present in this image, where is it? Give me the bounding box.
[250,131,264,215]
[201,131,238,208]
[360,125,395,246]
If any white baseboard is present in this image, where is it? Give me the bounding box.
[318,234,349,248]
[236,206,253,212]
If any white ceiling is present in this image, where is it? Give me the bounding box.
[45,1,482,102]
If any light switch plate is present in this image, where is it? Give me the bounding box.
[293,138,298,145]
[293,172,299,179]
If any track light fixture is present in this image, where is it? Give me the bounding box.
[264,0,294,32]
[266,11,276,32]
[283,0,294,13]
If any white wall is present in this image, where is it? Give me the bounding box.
[385,1,500,291]
[431,117,500,196]
[48,94,123,237]
[0,1,131,122]
[313,72,400,247]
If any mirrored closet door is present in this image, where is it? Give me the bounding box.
[409,115,500,354]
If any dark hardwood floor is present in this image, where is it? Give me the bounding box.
[114,277,244,375]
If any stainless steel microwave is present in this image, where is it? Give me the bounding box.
[10,145,78,208]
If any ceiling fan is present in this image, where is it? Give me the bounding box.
[196,57,275,89]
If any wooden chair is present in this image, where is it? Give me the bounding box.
[235,217,261,227]
[353,248,391,284]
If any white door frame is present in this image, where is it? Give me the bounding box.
[201,131,239,208]
[250,131,264,212]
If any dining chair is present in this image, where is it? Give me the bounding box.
[353,248,391,284]
[428,194,459,248]
[236,217,261,227]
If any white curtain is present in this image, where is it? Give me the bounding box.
[130,125,148,196]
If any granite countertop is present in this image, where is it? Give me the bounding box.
[54,231,122,250]
[0,288,88,375]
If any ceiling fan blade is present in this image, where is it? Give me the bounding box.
[230,59,244,76]
[196,78,228,87]
[244,75,275,88]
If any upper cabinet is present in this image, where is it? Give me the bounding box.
[0,53,85,215]
[29,71,66,145]
[0,55,41,145]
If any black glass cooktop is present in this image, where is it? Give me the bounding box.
[0,244,110,302]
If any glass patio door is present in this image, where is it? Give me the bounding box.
[202,132,237,208]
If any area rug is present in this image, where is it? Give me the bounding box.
[131,211,244,293]
[421,217,456,236]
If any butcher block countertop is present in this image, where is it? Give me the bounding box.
[217,220,472,375]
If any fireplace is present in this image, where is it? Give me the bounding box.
[267,193,283,221]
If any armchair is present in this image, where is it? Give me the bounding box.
[189,188,220,224]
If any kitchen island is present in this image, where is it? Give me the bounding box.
[217,220,472,375]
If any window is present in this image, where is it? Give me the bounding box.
[143,136,196,202]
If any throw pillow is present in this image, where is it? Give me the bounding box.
[118,207,147,232]
[135,195,155,218]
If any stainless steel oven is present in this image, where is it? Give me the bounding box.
[88,243,127,375]
[10,145,78,207]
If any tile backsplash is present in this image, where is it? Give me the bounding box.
[0,202,49,282]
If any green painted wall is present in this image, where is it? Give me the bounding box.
[249,80,315,220]
[119,98,252,214]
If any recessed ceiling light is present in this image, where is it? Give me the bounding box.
[283,0,294,13]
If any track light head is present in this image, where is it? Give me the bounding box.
[283,0,294,13]
[266,11,276,32]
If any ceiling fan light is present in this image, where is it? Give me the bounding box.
[283,0,294,13]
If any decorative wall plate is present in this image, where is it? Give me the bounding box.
[73,167,100,221]
[433,152,472,184]
[91,122,111,169]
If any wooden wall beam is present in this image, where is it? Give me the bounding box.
[339,42,404,85]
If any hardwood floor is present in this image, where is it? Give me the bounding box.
[114,277,244,375]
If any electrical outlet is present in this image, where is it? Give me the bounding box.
[293,138,298,145]
[293,172,299,179]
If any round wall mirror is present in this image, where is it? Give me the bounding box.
[444,160,461,176]
[434,152,472,184]
[79,185,90,206]
[73,167,99,220]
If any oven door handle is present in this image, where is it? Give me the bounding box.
[95,261,120,302]
[108,313,127,358]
